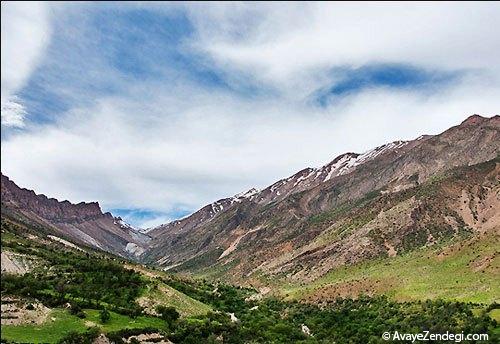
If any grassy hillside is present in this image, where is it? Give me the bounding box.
[0,219,211,343]
[282,233,499,304]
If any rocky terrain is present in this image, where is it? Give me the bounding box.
[1,174,149,258]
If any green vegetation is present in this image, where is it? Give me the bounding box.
[0,221,208,343]
[162,275,256,313]
[138,280,212,316]
[84,309,165,333]
[99,308,111,323]
[283,233,499,305]
[3,282,497,344]
[1,228,146,316]
[0,308,166,343]
[156,305,180,324]
[1,309,87,343]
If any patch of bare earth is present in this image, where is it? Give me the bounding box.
[302,278,396,305]
[1,251,37,275]
[124,333,173,344]
[469,253,499,273]
[1,297,51,326]
[93,334,111,344]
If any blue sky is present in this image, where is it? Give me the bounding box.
[313,64,463,107]
[2,2,499,228]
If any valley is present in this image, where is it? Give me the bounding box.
[1,115,499,343]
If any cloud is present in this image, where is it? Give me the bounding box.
[1,1,52,127]
[2,75,498,216]
[1,3,499,227]
[1,96,27,128]
[185,2,500,94]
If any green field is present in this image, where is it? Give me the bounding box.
[1,308,166,343]
[1,309,86,343]
[282,233,499,304]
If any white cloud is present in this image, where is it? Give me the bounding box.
[1,76,498,214]
[139,216,173,230]
[1,1,52,127]
[1,3,499,225]
[185,2,500,94]
[1,96,27,128]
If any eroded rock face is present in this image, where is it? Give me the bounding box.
[1,175,149,257]
[1,251,37,275]
[1,176,109,223]
[143,115,499,281]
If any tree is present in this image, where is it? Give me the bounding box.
[155,305,180,324]
[99,308,111,324]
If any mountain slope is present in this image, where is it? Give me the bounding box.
[1,174,149,258]
[143,115,500,282]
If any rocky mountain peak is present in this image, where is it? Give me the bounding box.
[1,174,108,223]
[460,114,488,126]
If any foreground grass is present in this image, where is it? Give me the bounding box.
[282,233,499,304]
[1,308,166,343]
[1,309,86,343]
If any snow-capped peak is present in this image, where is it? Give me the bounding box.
[233,188,259,200]
[114,217,136,231]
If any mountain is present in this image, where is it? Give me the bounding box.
[142,114,500,281]
[0,174,149,258]
[1,114,498,283]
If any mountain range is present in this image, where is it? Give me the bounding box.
[2,114,499,284]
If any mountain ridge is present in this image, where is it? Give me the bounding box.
[142,114,499,282]
[1,114,499,284]
[1,174,149,258]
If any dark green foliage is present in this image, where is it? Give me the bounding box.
[99,308,111,324]
[162,277,498,343]
[162,276,255,313]
[155,305,180,324]
[1,221,146,315]
[57,328,100,344]
[69,303,86,318]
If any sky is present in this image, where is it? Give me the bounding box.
[1,2,499,228]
